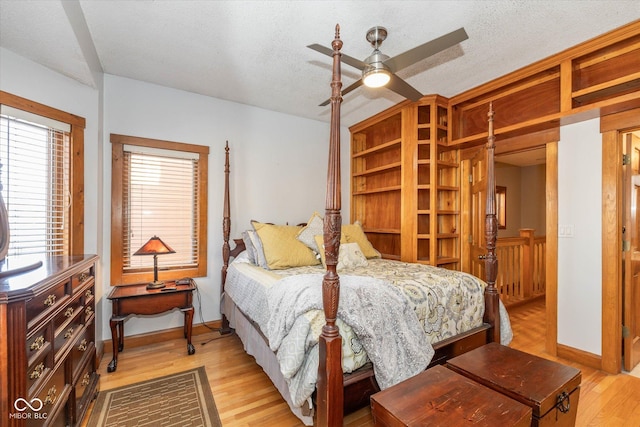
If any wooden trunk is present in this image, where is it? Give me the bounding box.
[447,342,581,427]
[370,364,532,426]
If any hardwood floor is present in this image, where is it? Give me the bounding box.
[88,299,640,426]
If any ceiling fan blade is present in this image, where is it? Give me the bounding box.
[386,74,423,101]
[342,79,364,97]
[307,43,368,70]
[319,79,364,106]
[383,27,468,72]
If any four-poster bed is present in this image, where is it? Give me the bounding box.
[220,25,503,426]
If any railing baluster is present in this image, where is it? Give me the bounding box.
[495,230,546,305]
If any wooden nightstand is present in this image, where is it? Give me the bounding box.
[106,280,196,372]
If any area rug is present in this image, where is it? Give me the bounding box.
[88,367,221,427]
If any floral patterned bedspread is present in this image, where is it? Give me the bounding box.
[276,258,502,344]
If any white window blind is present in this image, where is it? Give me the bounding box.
[0,107,71,256]
[122,146,199,272]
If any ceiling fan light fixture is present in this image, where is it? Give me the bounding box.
[362,66,391,88]
[362,50,391,88]
[311,25,467,104]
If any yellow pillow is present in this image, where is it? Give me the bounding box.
[341,222,381,259]
[251,221,320,269]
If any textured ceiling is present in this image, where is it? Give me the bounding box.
[1,1,640,127]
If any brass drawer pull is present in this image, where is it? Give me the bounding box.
[78,339,88,352]
[64,328,74,339]
[85,306,94,317]
[29,363,45,379]
[81,373,91,386]
[79,272,88,282]
[44,385,57,405]
[43,294,56,307]
[85,289,93,299]
[30,336,45,351]
[65,307,74,318]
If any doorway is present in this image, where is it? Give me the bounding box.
[601,107,640,374]
[461,136,558,356]
[463,146,548,306]
[623,131,640,373]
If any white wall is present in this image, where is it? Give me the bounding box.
[558,118,602,355]
[521,164,546,235]
[102,75,351,341]
[496,163,546,238]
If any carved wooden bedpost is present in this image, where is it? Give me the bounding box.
[317,24,344,427]
[220,141,233,334]
[483,104,501,343]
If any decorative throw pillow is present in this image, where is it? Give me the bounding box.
[251,221,320,270]
[342,221,381,259]
[336,242,368,270]
[313,237,368,270]
[297,212,324,253]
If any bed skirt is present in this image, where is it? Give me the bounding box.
[222,293,315,426]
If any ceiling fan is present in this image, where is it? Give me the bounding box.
[308,27,468,106]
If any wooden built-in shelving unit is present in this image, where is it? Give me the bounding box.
[351,96,460,268]
[350,106,405,260]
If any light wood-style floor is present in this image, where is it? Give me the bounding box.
[89,299,640,426]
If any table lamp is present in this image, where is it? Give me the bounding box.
[134,235,175,289]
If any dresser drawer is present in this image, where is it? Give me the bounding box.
[26,280,70,329]
[72,267,94,294]
[70,324,95,381]
[83,286,95,306]
[72,347,99,425]
[26,322,52,366]
[26,363,69,427]
[53,292,84,331]
[53,308,84,362]
[26,353,51,398]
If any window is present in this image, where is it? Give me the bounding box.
[110,134,209,285]
[0,91,85,257]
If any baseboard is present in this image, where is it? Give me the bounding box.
[100,320,223,355]
[557,343,602,370]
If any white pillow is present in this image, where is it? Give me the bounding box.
[247,229,269,269]
[297,212,324,253]
[242,230,257,264]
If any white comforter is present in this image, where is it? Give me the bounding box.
[266,273,433,406]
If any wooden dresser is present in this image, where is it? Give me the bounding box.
[0,254,100,427]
